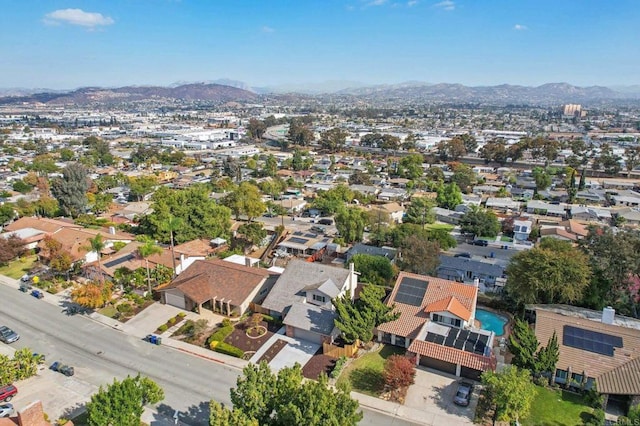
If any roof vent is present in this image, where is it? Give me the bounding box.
[602,306,615,325]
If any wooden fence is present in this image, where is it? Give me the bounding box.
[323,340,359,359]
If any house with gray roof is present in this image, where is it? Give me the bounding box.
[261,259,358,344]
[436,255,506,287]
[345,243,397,264]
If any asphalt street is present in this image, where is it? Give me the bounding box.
[0,283,420,425]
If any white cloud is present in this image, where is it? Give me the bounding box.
[408,1,419,6]
[434,0,455,11]
[367,0,388,6]
[44,8,114,28]
[262,26,275,33]
[513,24,528,31]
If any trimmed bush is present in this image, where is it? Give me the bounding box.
[157,324,168,332]
[206,325,234,346]
[330,356,348,379]
[214,342,244,358]
[117,303,133,313]
[221,318,232,328]
[168,317,176,324]
[177,312,186,318]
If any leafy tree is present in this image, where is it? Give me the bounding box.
[137,239,163,293]
[0,234,26,266]
[437,139,466,161]
[481,366,536,423]
[335,207,367,244]
[425,227,457,250]
[460,206,500,238]
[320,128,349,152]
[625,146,640,175]
[450,162,476,193]
[0,348,41,386]
[506,238,591,306]
[222,182,266,221]
[87,192,113,214]
[225,362,362,426]
[128,175,157,201]
[86,374,164,426]
[287,119,315,147]
[51,163,90,217]
[349,171,371,185]
[247,118,267,140]
[404,197,435,227]
[59,148,75,161]
[425,166,445,183]
[12,179,33,194]
[508,319,539,372]
[383,355,416,390]
[261,155,278,177]
[84,137,114,166]
[86,233,106,282]
[480,140,508,165]
[0,203,16,225]
[71,281,113,309]
[532,167,552,192]
[399,235,440,275]
[436,182,463,210]
[536,332,559,379]
[397,154,424,180]
[140,185,232,244]
[238,222,267,248]
[314,185,355,214]
[350,254,394,286]
[209,401,257,426]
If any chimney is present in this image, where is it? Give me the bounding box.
[245,257,253,268]
[108,226,116,235]
[602,306,615,325]
[473,278,480,287]
[348,262,357,299]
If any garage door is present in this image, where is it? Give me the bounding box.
[293,328,322,344]
[420,356,457,375]
[460,366,482,381]
[165,292,186,310]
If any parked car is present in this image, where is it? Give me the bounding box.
[454,252,472,258]
[317,218,333,225]
[453,381,474,406]
[310,226,326,234]
[50,361,74,377]
[0,385,17,402]
[0,403,14,418]
[472,239,488,246]
[0,326,19,344]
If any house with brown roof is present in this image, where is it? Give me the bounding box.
[83,241,175,282]
[529,304,640,414]
[377,272,496,380]
[1,216,82,249]
[157,258,280,316]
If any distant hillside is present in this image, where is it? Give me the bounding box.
[0,83,257,105]
[337,82,625,105]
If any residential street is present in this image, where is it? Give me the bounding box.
[0,281,421,425]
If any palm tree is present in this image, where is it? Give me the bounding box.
[138,240,163,294]
[86,233,105,282]
[162,215,183,278]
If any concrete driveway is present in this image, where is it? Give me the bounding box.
[121,303,200,338]
[251,328,320,371]
[403,367,477,425]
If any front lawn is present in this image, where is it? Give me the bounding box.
[98,306,118,318]
[522,386,594,426]
[336,345,405,396]
[426,223,454,232]
[0,255,38,279]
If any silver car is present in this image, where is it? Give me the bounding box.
[453,381,474,406]
[0,326,19,344]
[0,403,14,418]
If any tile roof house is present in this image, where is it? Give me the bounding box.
[261,259,358,344]
[157,258,280,316]
[436,255,506,287]
[38,227,134,266]
[529,304,640,413]
[377,272,496,379]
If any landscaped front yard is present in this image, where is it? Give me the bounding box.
[521,385,594,426]
[336,344,405,396]
[0,255,37,279]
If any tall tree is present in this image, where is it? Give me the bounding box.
[404,197,435,227]
[399,235,440,275]
[137,238,163,294]
[335,207,367,244]
[508,319,539,372]
[71,281,113,309]
[532,167,552,192]
[437,139,466,162]
[161,214,183,278]
[86,375,164,426]
[436,182,463,210]
[481,366,536,424]
[50,163,89,217]
[86,234,106,282]
[450,162,476,193]
[247,118,267,140]
[536,332,559,379]
[350,254,394,287]
[320,128,349,152]
[506,238,591,306]
[0,234,26,266]
[222,182,266,221]
[459,206,501,238]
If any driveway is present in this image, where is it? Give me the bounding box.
[121,303,204,338]
[403,367,477,425]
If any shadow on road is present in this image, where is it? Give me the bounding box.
[156,401,210,426]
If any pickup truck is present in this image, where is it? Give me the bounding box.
[0,385,17,402]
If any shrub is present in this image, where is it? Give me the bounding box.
[583,408,605,426]
[213,342,244,358]
[116,303,133,313]
[206,325,234,346]
[330,356,348,379]
[158,324,168,332]
[168,317,176,325]
[383,355,416,390]
[177,312,186,318]
[222,318,232,328]
[175,320,195,336]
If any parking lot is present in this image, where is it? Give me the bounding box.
[402,367,477,425]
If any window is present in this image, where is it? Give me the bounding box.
[432,313,462,328]
[312,294,326,303]
[555,369,568,384]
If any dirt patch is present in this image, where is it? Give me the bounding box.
[257,339,288,364]
[224,321,275,353]
[302,347,336,380]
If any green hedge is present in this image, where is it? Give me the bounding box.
[207,325,234,346]
[214,342,244,358]
[330,356,348,379]
[261,314,283,326]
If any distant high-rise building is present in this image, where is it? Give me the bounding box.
[562,104,583,117]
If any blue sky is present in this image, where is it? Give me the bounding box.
[2,0,639,89]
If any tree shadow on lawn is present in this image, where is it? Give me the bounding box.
[350,366,385,395]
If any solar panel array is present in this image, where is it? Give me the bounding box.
[103,254,135,268]
[563,325,623,357]
[394,277,429,306]
[426,328,489,356]
[288,237,309,245]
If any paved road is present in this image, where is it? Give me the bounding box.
[0,283,420,425]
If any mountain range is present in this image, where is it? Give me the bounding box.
[0,81,638,106]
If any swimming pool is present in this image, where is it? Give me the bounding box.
[476,308,508,336]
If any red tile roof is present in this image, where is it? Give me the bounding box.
[377,272,478,339]
[424,296,472,321]
[408,339,496,371]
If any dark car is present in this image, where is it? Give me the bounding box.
[472,239,488,246]
[0,326,19,344]
[453,381,474,406]
[31,289,44,299]
[454,252,472,258]
[50,361,74,377]
[317,218,333,225]
[0,385,17,403]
